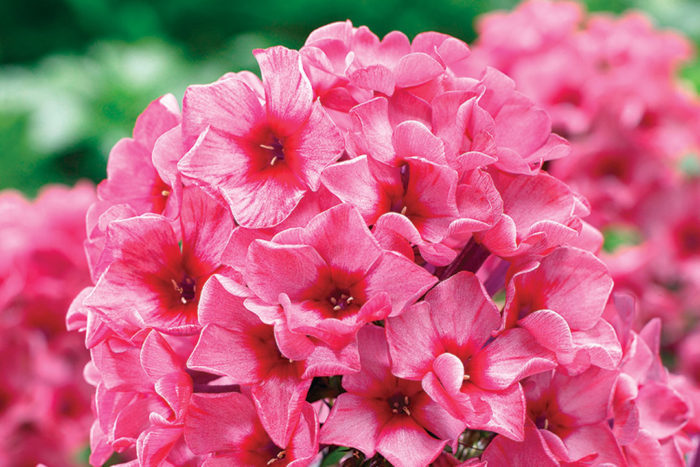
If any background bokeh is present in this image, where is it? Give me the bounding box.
[1,0,699,195]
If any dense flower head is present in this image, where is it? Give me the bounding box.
[69,18,693,467]
[0,183,95,466]
[474,0,700,397]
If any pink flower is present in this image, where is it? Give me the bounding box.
[607,299,693,464]
[188,274,322,447]
[179,46,344,228]
[86,327,199,465]
[474,170,584,258]
[484,367,624,465]
[507,247,621,373]
[244,203,436,350]
[97,94,182,218]
[82,187,233,338]
[320,325,465,467]
[185,391,318,466]
[0,183,95,466]
[65,19,690,466]
[386,272,556,440]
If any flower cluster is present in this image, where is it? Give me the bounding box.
[70,21,692,466]
[0,183,95,466]
[472,0,700,399]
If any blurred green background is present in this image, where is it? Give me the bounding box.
[1,0,699,195]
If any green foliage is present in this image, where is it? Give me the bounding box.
[321,447,351,466]
[602,226,643,253]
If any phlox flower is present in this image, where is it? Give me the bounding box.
[386,272,556,440]
[320,326,466,467]
[81,187,233,338]
[179,46,344,228]
[63,18,692,467]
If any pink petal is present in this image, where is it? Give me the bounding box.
[469,328,556,390]
[154,371,192,420]
[569,319,623,372]
[137,423,183,466]
[560,423,625,465]
[425,272,500,356]
[518,310,575,365]
[284,102,344,190]
[392,121,447,165]
[140,330,183,381]
[349,64,395,95]
[133,93,181,151]
[300,203,383,276]
[319,393,389,458]
[394,52,445,88]
[252,363,312,446]
[349,97,395,164]
[179,127,307,228]
[432,353,465,395]
[636,381,690,439]
[302,337,361,378]
[197,274,254,328]
[403,158,460,243]
[184,392,259,454]
[182,77,263,140]
[462,383,526,441]
[553,366,619,426]
[254,46,313,136]
[421,371,490,426]
[246,240,328,303]
[364,250,437,317]
[342,325,395,399]
[410,391,466,442]
[494,103,552,162]
[180,187,234,274]
[321,156,391,224]
[482,421,558,467]
[188,324,265,383]
[386,302,443,379]
[287,403,320,465]
[377,416,448,467]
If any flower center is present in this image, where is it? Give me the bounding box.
[387,393,411,416]
[390,163,411,216]
[260,137,285,166]
[266,450,286,465]
[328,289,355,312]
[171,275,196,304]
[534,414,550,431]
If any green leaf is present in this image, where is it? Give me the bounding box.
[602,227,642,253]
[321,447,350,466]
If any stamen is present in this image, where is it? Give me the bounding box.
[270,156,278,166]
[161,190,170,197]
[463,374,471,381]
[404,396,409,405]
[346,296,354,304]
[330,297,337,305]
[266,451,286,465]
[400,205,408,215]
[333,305,342,311]
[171,279,183,294]
[260,144,275,150]
[180,297,188,304]
[543,419,549,430]
[402,406,411,416]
